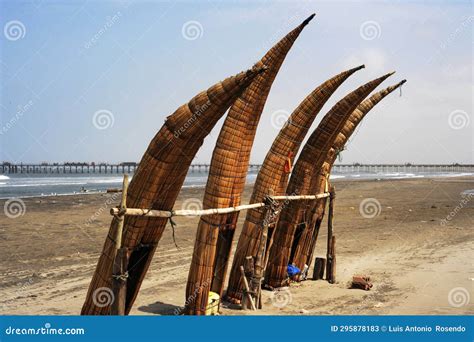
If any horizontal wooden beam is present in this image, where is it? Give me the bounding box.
[109,193,330,218]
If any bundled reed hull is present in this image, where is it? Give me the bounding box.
[225,65,365,302]
[185,14,315,315]
[265,72,395,288]
[290,80,407,275]
[81,66,264,315]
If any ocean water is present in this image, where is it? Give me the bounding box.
[0,170,473,199]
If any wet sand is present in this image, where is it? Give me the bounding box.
[0,177,473,315]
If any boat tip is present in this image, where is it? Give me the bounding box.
[302,13,316,26]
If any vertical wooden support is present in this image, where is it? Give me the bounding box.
[326,186,336,284]
[313,257,326,280]
[241,197,275,311]
[240,266,256,311]
[241,257,255,310]
[328,236,336,284]
[111,174,129,315]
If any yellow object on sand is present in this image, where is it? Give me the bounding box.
[206,292,220,315]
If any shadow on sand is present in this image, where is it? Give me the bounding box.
[138,301,183,315]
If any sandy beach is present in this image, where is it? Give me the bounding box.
[1,177,472,315]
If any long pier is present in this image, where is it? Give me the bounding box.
[1,163,473,174]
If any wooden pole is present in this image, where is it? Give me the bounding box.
[109,193,329,218]
[111,247,129,315]
[328,236,336,283]
[114,174,129,250]
[241,257,255,310]
[111,174,129,315]
[326,186,336,284]
[239,266,256,311]
[313,257,326,280]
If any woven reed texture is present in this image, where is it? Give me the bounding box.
[264,72,395,288]
[81,66,264,315]
[224,65,365,302]
[185,14,315,316]
[290,80,407,275]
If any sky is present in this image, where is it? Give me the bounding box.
[0,0,472,165]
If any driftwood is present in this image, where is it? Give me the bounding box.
[226,64,365,302]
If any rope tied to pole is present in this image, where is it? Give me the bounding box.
[112,271,129,281]
[335,147,345,162]
[263,195,280,226]
[168,211,180,249]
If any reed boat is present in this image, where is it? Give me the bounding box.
[81,66,265,315]
[264,72,395,288]
[185,14,315,315]
[290,80,407,277]
[225,65,365,302]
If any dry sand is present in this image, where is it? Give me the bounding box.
[1,177,473,315]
